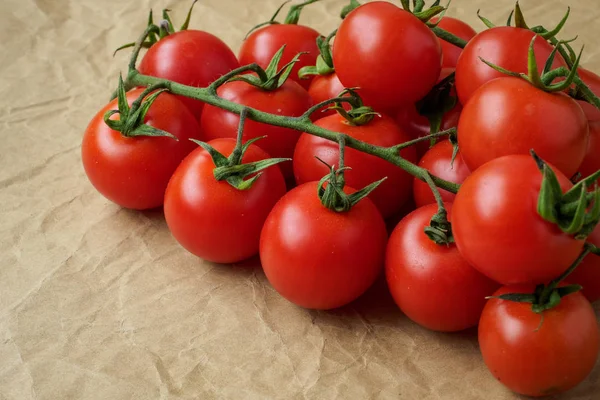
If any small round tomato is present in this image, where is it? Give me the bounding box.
[139,30,240,120]
[293,113,417,219]
[200,80,313,179]
[164,138,287,264]
[260,181,388,310]
[578,120,600,178]
[333,2,442,113]
[479,285,599,397]
[386,203,499,332]
[577,67,600,121]
[455,27,565,105]
[413,140,470,207]
[239,24,320,90]
[565,225,600,303]
[453,155,584,285]
[306,72,346,117]
[431,16,476,68]
[82,89,201,210]
[458,77,588,178]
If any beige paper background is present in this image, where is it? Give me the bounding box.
[1,0,599,399]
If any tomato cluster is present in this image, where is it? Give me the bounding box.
[81,1,600,397]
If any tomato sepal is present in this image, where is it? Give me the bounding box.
[244,0,321,39]
[298,31,336,79]
[341,0,360,19]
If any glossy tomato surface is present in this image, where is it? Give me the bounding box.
[82,89,201,210]
[260,182,388,310]
[566,224,600,303]
[164,139,287,264]
[578,120,600,178]
[306,72,346,117]
[577,67,600,121]
[431,16,477,68]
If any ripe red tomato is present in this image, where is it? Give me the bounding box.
[139,30,240,120]
[386,203,499,332]
[260,181,388,310]
[577,67,600,121]
[455,27,565,105]
[333,2,442,113]
[164,138,287,264]
[413,140,470,207]
[200,80,313,179]
[306,72,346,117]
[452,155,584,285]
[431,16,477,68]
[82,89,201,210]
[239,24,320,90]
[479,285,599,397]
[565,225,600,303]
[293,114,417,219]
[458,77,588,178]
[578,120,600,178]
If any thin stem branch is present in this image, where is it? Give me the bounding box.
[393,128,455,151]
[431,26,467,49]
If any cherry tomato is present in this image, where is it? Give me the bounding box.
[565,225,600,303]
[164,138,286,264]
[306,72,346,117]
[479,284,599,397]
[458,77,588,178]
[577,67,600,121]
[139,30,240,120]
[200,80,313,179]
[453,155,584,285]
[455,27,565,105]
[413,140,470,207]
[293,113,417,219]
[431,16,477,68]
[260,181,388,310]
[386,203,499,332]
[578,120,600,179]
[333,2,442,113]
[239,24,320,90]
[82,89,201,210]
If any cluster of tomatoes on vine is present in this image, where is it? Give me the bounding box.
[81,0,600,397]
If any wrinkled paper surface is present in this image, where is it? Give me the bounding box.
[1,0,600,399]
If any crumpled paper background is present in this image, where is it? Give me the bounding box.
[1,0,599,399]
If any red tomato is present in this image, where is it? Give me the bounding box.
[239,24,320,90]
[306,72,346,117]
[578,120,600,178]
[333,2,442,113]
[200,80,313,179]
[139,30,240,120]
[82,89,201,210]
[386,203,499,332]
[566,225,600,303]
[479,285,599,397]
[431,16,477,68]
[577,67,600,121]
[164,138,286,263]
[453,155,584,285]
[293,114,417,219]
[413,140,470,207]
[458,77,588,178]
[260,181,388,309]
[455,27,565,105]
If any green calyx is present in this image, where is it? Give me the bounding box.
[533,151,600,239]
[191,108,290,190]
[416,71,458,147]
[341,0,361,19]
[422,172,454,245]
[103,75,177,139]
[244,0,321,39]
[113,1,198,56]
[317,137,385,213]
[480,34,583,93]
[328,88,380,126]
[400,0,446,23]
[298,29,336,79]
[228,45,304,91]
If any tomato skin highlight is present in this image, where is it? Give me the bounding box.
[200,80,313,180]
[333,1,442,113]
[293,113,417,219]
[577,67,600,121]
[386,203,499,332]
[458,77,589,178]
[306,73,346,117]
[260,182,388,310]
[431,16,477,69]
[164,139,287,264]
[413,140,470,207]
[239,24,320,90]
[479,285,599,397]
[455,27,565,105]
[139,30,240,120]
[452,155,584,285]
[82,89,201,210]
